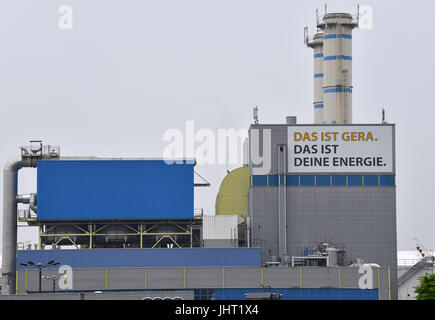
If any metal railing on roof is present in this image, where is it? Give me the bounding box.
[398,256,435,286]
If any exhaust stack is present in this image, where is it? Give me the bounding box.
[306,8,359,124]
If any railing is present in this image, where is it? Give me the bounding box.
[295,247,325,257]
[17,209,37,222]
[397,259,423,267]
[316,13,359,27]
[20,144,60,157]
[194,208,203,217]
[398,256,435,286]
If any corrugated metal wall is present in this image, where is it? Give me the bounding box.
[15,266,392,300]
[248,123,398,299]
[249,186,397,299]
[17,248,261,269]
[37,160,194,220]
[202,215,239,240]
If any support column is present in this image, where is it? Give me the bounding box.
[140,223,143,249]
[277,145,287,264]
[89,224,93,249]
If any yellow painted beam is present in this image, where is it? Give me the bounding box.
[299,267,302,288]
[388,267,391,300]
[105,268,108,289]
[16,270,18,295]
[145,268,148,289]
[378,268,381,300]
[338,267,341,288]
[140,224,143,249]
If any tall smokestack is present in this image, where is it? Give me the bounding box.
[305,30,324,124]
[317,12,358,124]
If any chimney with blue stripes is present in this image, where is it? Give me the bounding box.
[309,10,358,124]
[305,31,324,124]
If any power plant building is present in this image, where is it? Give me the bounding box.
[1,7,401,300]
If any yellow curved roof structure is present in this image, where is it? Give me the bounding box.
[215,166,250,216]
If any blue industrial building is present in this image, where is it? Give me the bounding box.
[37,160,194,221]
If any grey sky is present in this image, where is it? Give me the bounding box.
[0,0,434,253]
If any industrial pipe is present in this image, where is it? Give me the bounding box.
[1,156,22,295]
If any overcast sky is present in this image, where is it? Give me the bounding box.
[0,0,434,253]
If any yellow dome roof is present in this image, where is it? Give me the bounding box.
[215,166,250,216]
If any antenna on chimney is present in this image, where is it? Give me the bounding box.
[253,106,259,124]
[382,108,386,124]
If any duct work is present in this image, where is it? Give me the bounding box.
[1,142,60,295]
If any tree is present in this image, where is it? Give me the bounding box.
[414,273,435,300]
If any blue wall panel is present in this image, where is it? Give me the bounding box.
[300,175,315,186]
[332,175,346,186]
[213,288,378,300]
[17,248,261,269]
[37,160,194,220]
[364,175,379,186]
[252,175,267,186]
[380,175,395,186]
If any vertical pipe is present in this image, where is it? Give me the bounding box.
[277,145,287,262]
[144,268,147,289]
[2,157,22,295]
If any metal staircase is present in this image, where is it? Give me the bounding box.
[398,256,435,286]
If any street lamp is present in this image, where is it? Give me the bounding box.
[19,260,60,293]
[42,275,58,293]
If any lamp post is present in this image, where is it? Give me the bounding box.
[42,275,58,293]
[19,260,60,293]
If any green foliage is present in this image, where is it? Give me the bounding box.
[414,273,435,300]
